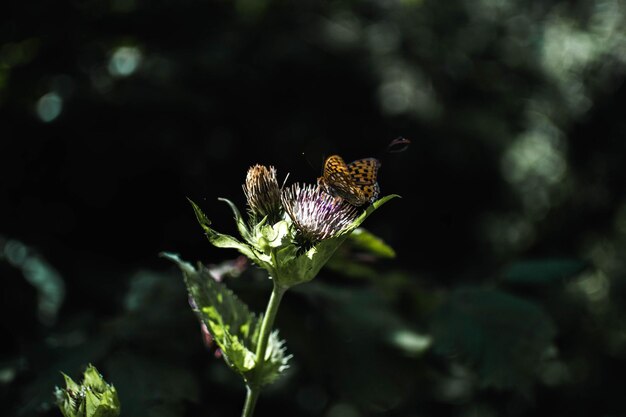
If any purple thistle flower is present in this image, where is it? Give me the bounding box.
[281,183,359,245]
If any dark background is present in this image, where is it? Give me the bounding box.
[2,1,626,416]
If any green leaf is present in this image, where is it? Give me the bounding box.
[187,198,272,271]
[61,372,80,392]
[431,287,556,391]
[218,197,252,242]
[347,228,396,258]
[162,253,259,373]
[82,364,108,392]
[260,220,291,249]
[162,253,290,386]
[246,219,292,259]
[502,258,588,286]
[346,194,400,233]
[187,197,212,229]
[324,226,397,280]
[248,330,292,387]
[55,364,120,417]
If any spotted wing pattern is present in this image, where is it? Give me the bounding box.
[347,157,380,203]
[317,155,381,206]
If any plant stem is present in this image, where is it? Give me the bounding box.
[255,282,286,366]
[240,281,286,417]
[241,384,260,417]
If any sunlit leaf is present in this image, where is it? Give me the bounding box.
[162,253,289,386]
[187,198,272,271]
[247,330,292,387]
[162,253,259,372]
[55,364,120,417]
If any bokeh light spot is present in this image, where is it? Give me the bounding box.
[322,13,361,47]
[389,329,432,355]
[576,271,610,303]
[108,46,142,77]
[36,92,63,122]
[2,239,65,325]
[502,130,567,186]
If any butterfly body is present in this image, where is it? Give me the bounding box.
[317,155,381,206]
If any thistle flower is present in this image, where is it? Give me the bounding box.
[281,183,359,246]
[166,161,398,414]
[242,165,283,224]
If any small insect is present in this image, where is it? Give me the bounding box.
[317,155,381,207]
[386,136,411,153]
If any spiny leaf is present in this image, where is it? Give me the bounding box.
[82,365,108,392]
[187,198,271,270]
[248,330,292,387]
[55,364,120,417]
[218,197,252,243]
[187,197,212,230]
[162,253,290,386]
[161,253,260,374]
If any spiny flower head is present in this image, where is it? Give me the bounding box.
[242,165,283,224]
[281,183,359,246]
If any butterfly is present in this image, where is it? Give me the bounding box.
[317,155,381,207]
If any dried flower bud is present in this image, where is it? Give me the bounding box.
[243,165,283,224]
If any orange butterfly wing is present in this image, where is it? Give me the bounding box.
[347,158,380,203]
[318,155,380,206]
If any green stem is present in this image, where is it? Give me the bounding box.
[241,384,260,417]
[255,282,286,365]
[240,281,286,417]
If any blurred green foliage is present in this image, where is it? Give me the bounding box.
[2,0,626,416]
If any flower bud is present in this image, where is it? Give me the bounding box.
[243,165,283,224]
